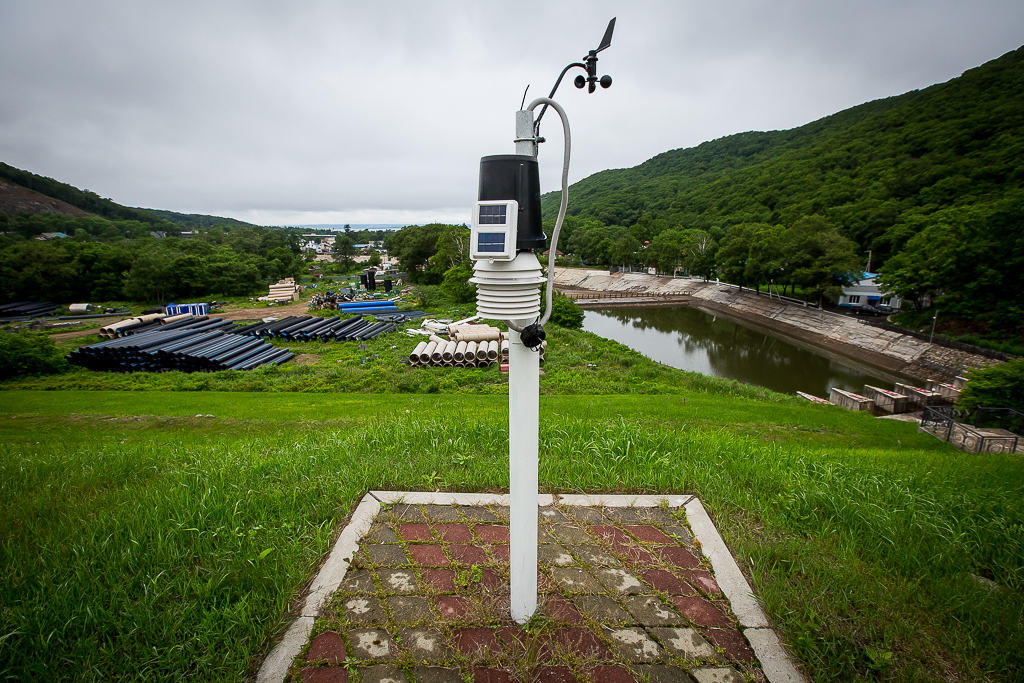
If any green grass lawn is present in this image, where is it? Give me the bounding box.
[1,390,1022,682]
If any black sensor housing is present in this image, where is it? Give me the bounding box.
[478,154,546,251]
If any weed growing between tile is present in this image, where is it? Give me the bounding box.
[291,503,760,683]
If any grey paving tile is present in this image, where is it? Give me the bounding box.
[593,567,646,595]
[549,524,594,544]
[605,508,648,524]
[423,505,463,522]
[689,667,745,683]
[607,627,664,662]
[365,524,400,544]
[648,627,720,660]
[568,544,620,567]
[348,628,399,661]
[539,544,576,567]
[548,567,605,594]
[621,596,682,626]
[389,504,426,523]
[387,596,434,623]
[574,595,633,624]
[338,569,377,595]
[569,507,609,524]
[413,666,464,683]
[339,596,388,625]
[359,664,409,683]
[460,506,499,522]
[538,527,558,544]
[662,525,694,546]
[632,664,697,683]
[397,627,450,661]
[539,508,570,524]
[366,545,409,566]
[377,569,418,594]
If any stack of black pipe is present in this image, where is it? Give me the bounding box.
[114,315,222,337]
[67,319,292,372]
[0,301,58,319]
[234,315,403,342]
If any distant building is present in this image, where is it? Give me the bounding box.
[149,231,167,239]
[34,232,68,240]
[839,272,902,309]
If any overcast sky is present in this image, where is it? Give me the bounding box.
[1,1,1022,227]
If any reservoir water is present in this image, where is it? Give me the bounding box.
[583,305,901,397]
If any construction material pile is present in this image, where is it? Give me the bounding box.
[68,319,291,373]
[407,322,546,368]
[98,313,233,339]
[235,314,404,342]
[258,278,302,302]
[0,301,57,319]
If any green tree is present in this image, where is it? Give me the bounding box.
[441,265,475,303]
[784,216,861,306]
[385,223,446,283]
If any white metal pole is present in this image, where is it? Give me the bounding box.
[508,318,539,623]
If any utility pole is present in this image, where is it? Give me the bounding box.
[930,309,939,343]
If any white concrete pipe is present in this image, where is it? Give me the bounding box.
[487,340,499,360]
[454,341,467,361]
[423,341,438,363]
[442,341,457,362]
[429,334,447,345]
[161,313,193,325]
[410,341,427,363]
[430,341,444,363]
[465,341,478,361]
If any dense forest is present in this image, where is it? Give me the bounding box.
[540,46,1024,337]
[0,166,311,303]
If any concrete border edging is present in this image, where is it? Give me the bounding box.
[256,492,805,683]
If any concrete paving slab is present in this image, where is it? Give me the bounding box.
[647,627,720,660]
[358,664,408,683]
[262,493,805,683]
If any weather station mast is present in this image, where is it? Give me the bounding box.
[467,18,617,623]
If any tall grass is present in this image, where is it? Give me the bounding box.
[0,393,1021,681]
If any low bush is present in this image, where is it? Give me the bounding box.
[0,332,69,381]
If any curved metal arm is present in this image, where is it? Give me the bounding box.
[534,62,586,136]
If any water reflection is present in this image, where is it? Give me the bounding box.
[583,306,896,396]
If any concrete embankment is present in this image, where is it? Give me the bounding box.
[553,268,1000,382]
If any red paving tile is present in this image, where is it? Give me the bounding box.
[434,595,472,620]
[680,569,722,595]
[454,627,501,658]
[536,666,577,683]
[301,668,348,683]
[490,545,510,562]
[641,569,697,596]
[670,596,733,628]
[473,668,515,683]
[613,543,657,565]
[398,523,434,542]
[408,544,449,566]
[475,525,510,543]
[422,568,458,592]
[623,525,675,544]
[657,546,701,569]
[552,627,610,658]
[589,665,636,683]
[305,631,346,664]
[496,626,553,659]
[544,596,584,625]
[449,544,489,566]
[435,523,474,543]
[590,525,634,546]
[702,628,757,662]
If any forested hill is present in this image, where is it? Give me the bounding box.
[0,162,253,229]
[541,45,1024,268]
